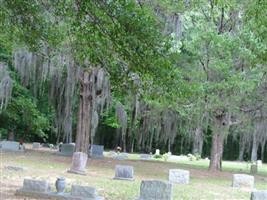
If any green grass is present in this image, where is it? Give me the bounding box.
[1,149,267,200]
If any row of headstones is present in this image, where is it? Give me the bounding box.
[15,178,104,200]
[15,178,175,200]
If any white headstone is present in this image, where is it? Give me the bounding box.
[251,191,267,200]
[32,142,41,149]
[155,149,160,155]
[232,174,254,190]
[114,165,134,181]
[136,180,172,200]
[257,160,262,167]
[169,169,190,184]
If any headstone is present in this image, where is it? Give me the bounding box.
[32,142,41,149]
[167,152,172,156]
[90,145,104,159]
[257,160,263,167]
[250,164,258,174]
[251,191,267,200]
[0,141,22,151]
[140,154,152,160]
[114,165,134,181]
[68,152,88,175]
[17,179,50,193]
[169,169,190,184]
[71,185,104,199]
[136,180,173,200]
[5,165,26,172]
[114,153,128,160]
[57,143,75,156]
[232,174,254,190]
[155,149,160,155]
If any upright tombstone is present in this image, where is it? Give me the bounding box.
[16,179,50,195]
[251,191,267,200]
[169,169,190,184]
[114,165,134,181]
[250,164,258,174]
[68,152,88,175]
[71,185,104,200]
[232,174,254,190]
[257,160,263,167]
[32,142,41,149]
[0,141,23,151]
[136,180,173,200]
[155,149,160,155]
[90,145,104,159]
[57,143,75,156]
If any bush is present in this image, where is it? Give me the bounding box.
[153,154,162,159]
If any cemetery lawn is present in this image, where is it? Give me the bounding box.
[1,146,267,200]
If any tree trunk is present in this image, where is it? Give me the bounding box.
[75,70,93,152]
[251,133,258,162]
[192,126,203,155]
[238,139,245,161]
[69,69,93,174]
[209,132,224,171]
[209,112,230,172]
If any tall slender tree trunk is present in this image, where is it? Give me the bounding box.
[238,139,245,161]
[193,126,203,155]
[69,69,93,174]
[251,133,258,162]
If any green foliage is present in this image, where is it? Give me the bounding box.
[0,74,49,141]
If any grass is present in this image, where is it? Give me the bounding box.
[1,147,267,200]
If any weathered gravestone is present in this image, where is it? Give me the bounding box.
[90,145,104,159]
[114,153,128,160]
[169,169,190,184]
[57,143,75,156]
[16,179,50,194]
[71,185,104,200]
[155,149,160,155]
[136,180,173,200]
[251,191,267,200]
[114,165,134,181]
[5,165,26,172]
[0,141,23,151]
[232,174,254,190]
[140,154,152,160]
[250,164,258,174]
[68,152,88,175]
[257,160,263,167]
[32,142,41,149]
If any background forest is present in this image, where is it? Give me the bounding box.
[0,0,266,171]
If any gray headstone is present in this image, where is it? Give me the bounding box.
[114,153,128,160]
[5,165,26,172]
[140,154,152,160]
[57,143,75,156]
[169,169,190,184]
[250,164,257,174]
[251,191,267,200]
[114,165,134,181]
[20,179,50,193]
[136,180,173,200]
[0,141,22,151]
[32,142,41,149]
[232,174,254,190]
[90,145,104,158]
[71,185,97,198]
[68,152,88,175]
